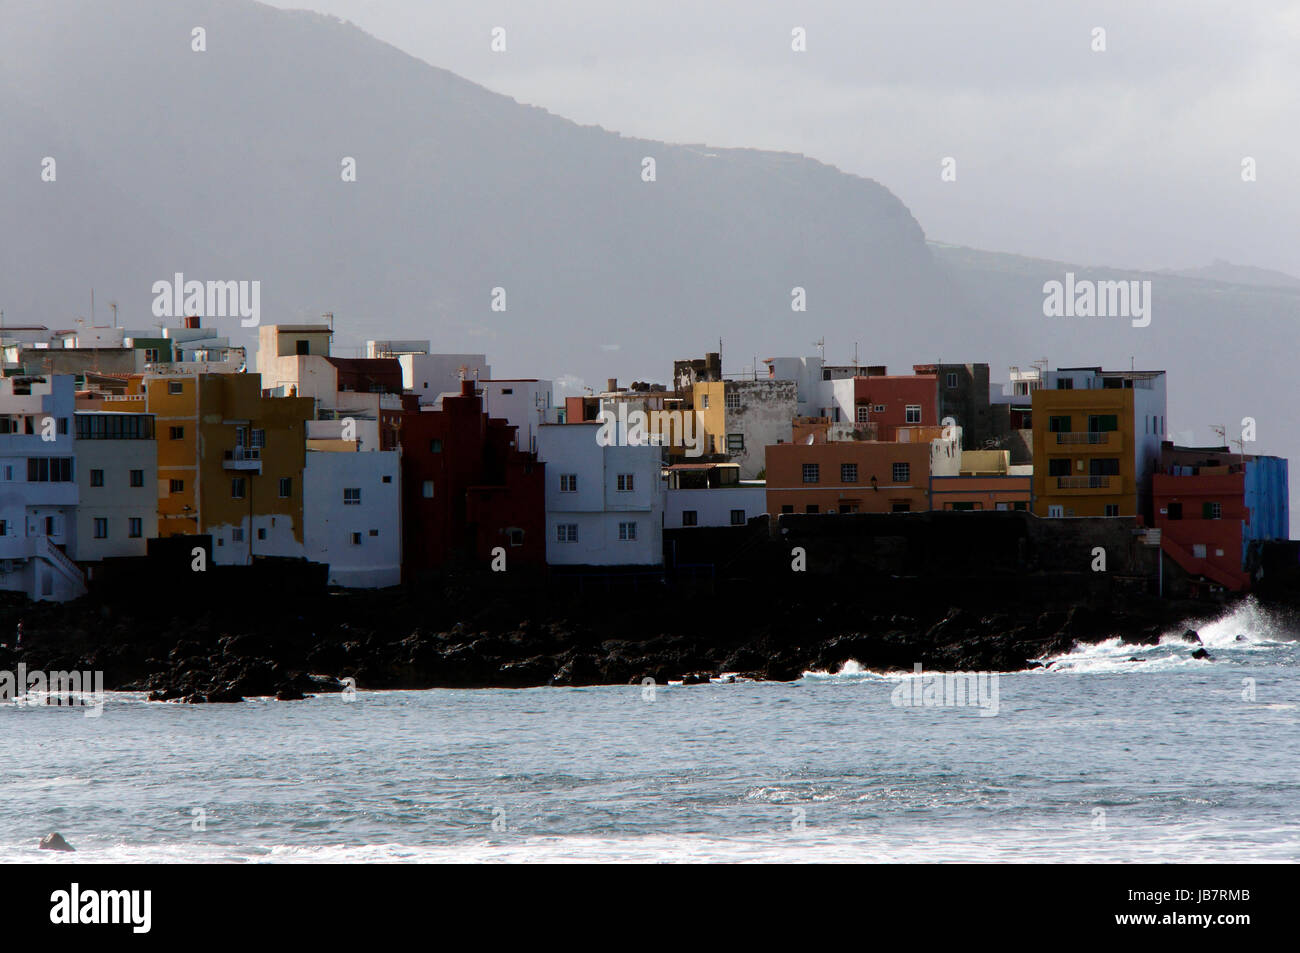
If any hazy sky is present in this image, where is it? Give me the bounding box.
[265,0,1300,277]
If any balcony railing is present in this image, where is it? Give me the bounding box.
[1056,475,1111,489]
[223,447,262,471]
[1055,431,1114,445]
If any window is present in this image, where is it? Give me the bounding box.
[873,404,886,413]
[727,433,745,453]
[559,474,578,492]
[295,339,310,356]
[250,429,266,450]
[946,372,958,389]
[891,502,911,513]
[2,466,9,481]
[279,477,292,498]
[1088,414,1118,432]
[168,381,183,395]
[56,417,68,434]
[806,504,819,514]
[26,458,74,482]
[1090,458,1121,476]
[257,528,267,541]
[1192,543,1207,559]
[422,480,434,499]
[90,469,104,487]
[231,528,244,542]
[950,502,978,512]
[802,463,820,484]
[856,405,869,423]
[507,528,524,546]
[500,387,513,396]
[841,463,858,483]
[45,516,56,535]
[0,520,6,536]
[1013,501,1028,511]
[725,391,740,411]
[343,487,361,505]
[1203,502,1222,520]
[144,348,159,363]
[1105,504,1120,517]
[169,479,184,493]
[351,532,362,545]
[369,529,379,537]
[429,438,443,453]
[1048,504,1064,517]
[892,462,910,483]
[93,518,108,539]
[556,524,578,542]
[1048,458,1072,477]
[1055,378,1074,389]
[130,469,144,488]
[1167,502,1183,520]
[618,521,637,541]
[682,510,698,527]
[231,478,246,499]
[616,473,634,492]
[128,518,142,539]
[905,405,922,424]
[701,394,710,410]
[781,505,794,514]
[1048,415,1072,433]
[169,426,184,440]
[382,475,392,483]
[730,509,745,526]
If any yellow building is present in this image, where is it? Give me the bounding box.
[1031,369,1167,520]
[81,373,313,561]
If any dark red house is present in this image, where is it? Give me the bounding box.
[399,381,545,576]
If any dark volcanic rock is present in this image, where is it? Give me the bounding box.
[39,832,74,852]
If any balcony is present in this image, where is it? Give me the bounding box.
[1054,431,1120,450]
[223,447,262,472]
[1056,475,1111,490]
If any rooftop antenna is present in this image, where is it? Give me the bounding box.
[813,336,825,363]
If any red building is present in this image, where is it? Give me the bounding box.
[1153,445,1251,591]
[852,373,939,440]
[399,381,545,576]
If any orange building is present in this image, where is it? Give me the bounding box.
[766,439,958,514]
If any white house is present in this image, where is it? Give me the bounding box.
[537,421,665,567]
[664,463,767,528]
[479,379,556,454]
[400,353,490,406]
[72,411,158,565]
[0,375,85,601]
[303,449,401,588]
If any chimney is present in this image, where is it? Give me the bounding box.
[607,378,618,393]
[461,379,475,397]
[184,315,200,330]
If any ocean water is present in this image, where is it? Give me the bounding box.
[3,599,1297,863]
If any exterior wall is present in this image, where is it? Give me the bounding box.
[194,374,313,566]
[1244,456,1289,549]
[538,422,664,566]
[303,449,401,587]
[1154,472,1249,589]
[1032,387,1136,518]
[915,363,992,450]
[400,354,490,405]
[666,486,767,528]
[930,475,1031,511]
[401,382,546,573]
[0,375,84,601]
[763,356,831,417]
[723,379,796,479]
[73,415,158,562]
[693,381,726,455]
[766,440,942,515]
[853,375,940,440]
[480,379,554,455]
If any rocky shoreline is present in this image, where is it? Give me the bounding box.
[4,567,1292,704]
